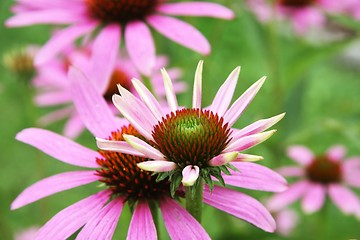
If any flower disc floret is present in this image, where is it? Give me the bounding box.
[306,155,342,184]
[86,0,160,23]
[278,0,316,7]
[152,108,232,169]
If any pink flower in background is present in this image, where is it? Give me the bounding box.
[33,45,184,138]
[272,208,299,236]
[6,0,234,75]
[13,68,208,239]
[268,145,360,218]
[97,61,288,232]
[247,0,360,34]
[14,226,39,240]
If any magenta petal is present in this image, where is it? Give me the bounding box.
[11,171,98,210]
[328,184,360,216]
[90,24,121,92]
[276,166,304,177]
[76,198,124,240]
[63,114,86,139]
[147,15,210,55]
[16,128,101,168]
[127,200,157,240]
[35,23,96,65]
[287,145,314,165]
[160,197,210,240]
[267,180,308,212]
[301,183,326,213]
[326,145,346,161]
[125,21,155,76]
[203,186,276,232]
[157,2,234,19]
[69,67,119,138]
[36,190,110,240]
[222,162,288,192]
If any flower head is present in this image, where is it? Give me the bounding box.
[268,145,360,218]
[6,0,234,75]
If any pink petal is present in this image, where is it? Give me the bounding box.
[37,107,73,126]
[326,145,346,161]
[90,24,121,93]
[208,152,238,166]
[181,165,200,186]
[69,67,119,138]
[328,184,360,216]
[267,180,309,212]
[275,209,298,236]
[127,200,157,240]
[96,138,146,157]
[137,161,177,172]
[161,68,178,112]
[157,2,234,19]
[63,114,85,139]
[35,91,71,106]
[225,130,276,152]
[301,183,326,213]
[35,23,96,65]
[76,198,124,240]
[123,134,165,160]
[192,60,203,109]
[35,190,110,240]
[222,162,288,192]
[11,171,98,210]
[223,77,266,127]
[287,145,314,165]
[16,128,101,168]
[209,66,240,116]
[147,15,210,55]
[125,21,155,76]
[276,166,304,177]
[203,186,276,232]
[159,197,210,240]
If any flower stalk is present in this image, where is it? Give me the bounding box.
[185,179,204,223]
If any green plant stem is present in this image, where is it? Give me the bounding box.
[185,179,204,223]
[149,200,160,237]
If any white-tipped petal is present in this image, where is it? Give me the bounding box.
[123,134,165,160]
[225,130,277,152]
[192,60,203,109]
[182,165,200,186]
[233,153,264,162]
[161,68,178,112]
[209,152,239,166]
[96,138,145,157]
[138,161,177,172]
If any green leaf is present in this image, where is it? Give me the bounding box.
[226,163,240,172]
[170,171,182,198]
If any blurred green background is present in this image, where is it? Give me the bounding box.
[1,0,360,239]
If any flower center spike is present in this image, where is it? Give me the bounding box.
[305,155,342,184]
[278,0,315,7]
[103,68,132,101]
[96,125,172,202]
[86,0,161,23]
[152,109,232,169]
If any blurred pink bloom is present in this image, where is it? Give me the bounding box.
[14,226,39,240]
[247,0,360,34]
[97,61,288,232]
[272,208,299,236]
[33,45,184,139]
[268,145,360,218]
[6,0,234,75]
[13,68,208,239]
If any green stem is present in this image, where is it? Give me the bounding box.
[185,179,204,223]
[149,200,160,237]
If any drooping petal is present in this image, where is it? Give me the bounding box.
[35,91,71,106]
[287,145,314,165]
[16,128,101,168]
[267,180,309,212]
[63,114,85,139]
[222,162,288,192]
[181,165,200,186]
[159,197,210,240]
[125,21,155,76]
[203,186,276,232]
[223,77,266,127]
[96,138,145,157]
[35,190,110,240]
[123,134,165,160]
[301,183,326,213]
[35,23,96,65]
[326,145,346,161]
[208,152,238,166]
[225,130,276,152]
[90,24,121,92]
[127,200,157,240]
[147,15,210,55]
[276,166,304,177]
[76,198,124,240]
[328,184,360,216]
[209,66,241,116]
[157,2,234,19]
[137,161,177,172]
[192,60,203,109]
[233,153,264,162]
[161,68,178,112]
[69,67,119,138]
[275,209,299,236]
[12,171,98,210]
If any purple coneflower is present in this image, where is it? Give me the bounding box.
[6,0,234,75]
[268,145,360,218]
